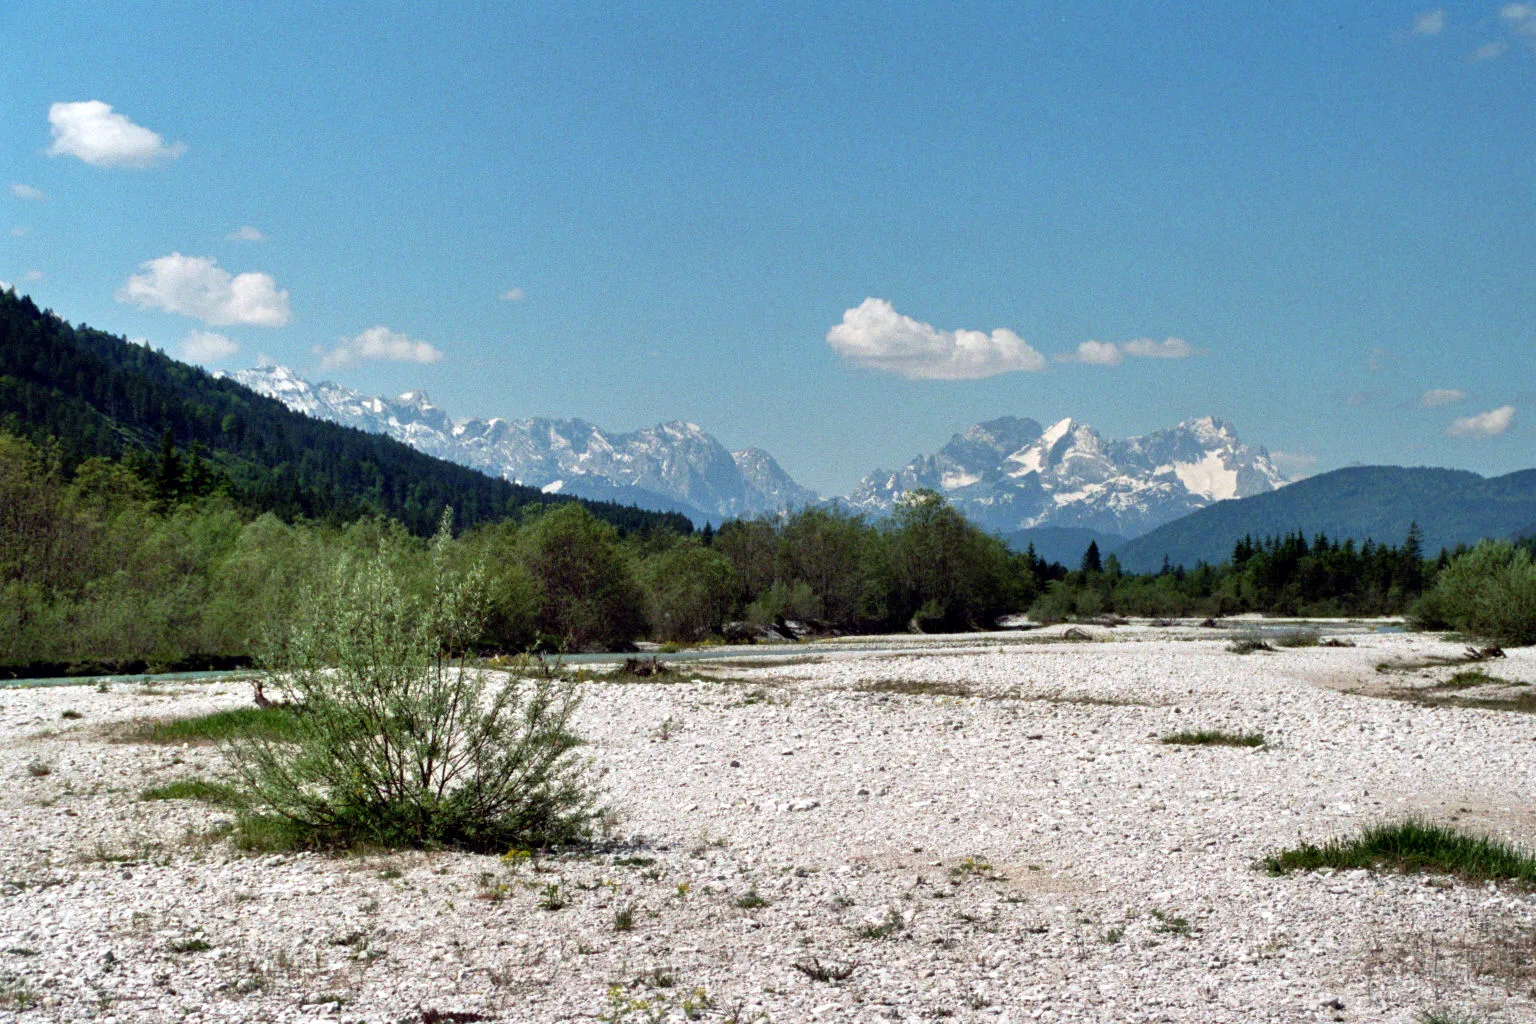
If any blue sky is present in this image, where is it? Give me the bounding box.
[3,2,1532,494]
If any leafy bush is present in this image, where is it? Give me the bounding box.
[519,503,645,651]
[227,516,599,851]
[1414,540,1536,646]
[637,541,735,642]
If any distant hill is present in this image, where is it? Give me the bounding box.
[0,289,691,537]
[1113,465,1536,572]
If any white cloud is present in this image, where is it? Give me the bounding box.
[1503,3,1536,32]
[1412,10,1445,35]
[116,253,290,327]
[0,281,10,292]
[1420,387,1466,407]
[317,326,443,371]
[1122,337,1194,359]
[1074,340,1124,366]
[1271,451,1318,479]
[826,298,1046,380]
[1472,40,1510,59]
[21,270,43,283]
[177,329,239,364]
[1448,405,1515,437]
[499,286,525,302]
[47,101,186,168]
[1061,336,1194,366]
[10,183,44,201]
[10,227,27,237]
[227,225,265,242]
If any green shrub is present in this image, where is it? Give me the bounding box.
[226,514,599,852]
[1414,540,1536,646]
[519,504,645,651]
[638,541,736,642]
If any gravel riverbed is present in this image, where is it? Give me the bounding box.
[1,628,1534,1023]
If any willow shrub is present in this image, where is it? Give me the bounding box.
[228,516,599,851]
[1414,540,1536,647]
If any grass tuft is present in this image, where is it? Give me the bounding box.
[169,937,213,953]
[856,679,972,698]
[1227,636,1274,654]
[1161,730,1265,747]
[141,778,244,805]
[1263,818,1536,883]
[733,888,769,909]
[792,957,856,982]
[122,706,303,745]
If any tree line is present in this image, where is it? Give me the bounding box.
[1031,526,1439,621]
[0,428,1037,670]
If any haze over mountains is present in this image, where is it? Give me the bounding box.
[231,364,1290,543]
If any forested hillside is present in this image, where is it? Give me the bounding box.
[0,289,689,536]
[1113,466,1536,572]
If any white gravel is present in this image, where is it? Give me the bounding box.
[2,630,1535,1023]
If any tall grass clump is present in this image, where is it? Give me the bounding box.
[1413,540,1536,647]
[227,511,598,852]
[1263,818,1536,883]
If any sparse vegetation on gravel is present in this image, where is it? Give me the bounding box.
[1264,819,1536,883]
[1161,730,1265,747]
[140,778,244,805]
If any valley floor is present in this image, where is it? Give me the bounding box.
[1,627,1534,1023]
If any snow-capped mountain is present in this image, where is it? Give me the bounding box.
[846,415,1287,539]
[225,364,818,522]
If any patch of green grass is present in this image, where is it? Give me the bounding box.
[60,710,83,720]
[1271,629,1320,648]
[856,679,973,698]
[854,907,905,940]
[1160,730,1265,747]
[140,778,244,806]
[1263,818,1536,883]
[1415,1012,1487,1024]
[792,958,856,983]
[169,937,212,953]
[1440,669,1504,689]
[1227,637,1274,654]
[232,813,315,853]
[733,888,769,909]
[1150,909,1192,935]
[538,883,566,910]
[613,903,636,931]
[613,855,655,868]
[122,705,302,745]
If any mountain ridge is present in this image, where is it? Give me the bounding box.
[227,364,819,524]
[845,414,1288,539]
[1112,465,1536,572]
